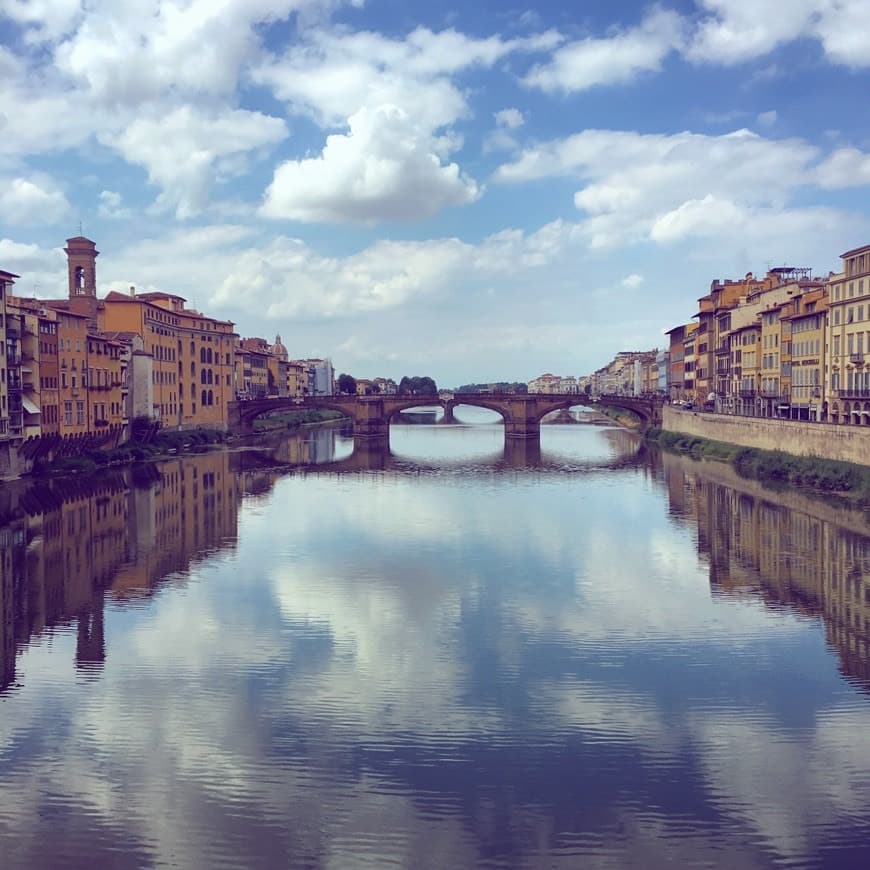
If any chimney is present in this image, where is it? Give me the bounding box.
[129,285,136,297]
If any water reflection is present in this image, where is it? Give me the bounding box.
[0,452,241,692]
[2,426,870,868]
[660,452,870,690]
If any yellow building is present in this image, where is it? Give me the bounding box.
[826,244,870,425]
[730,321,761,416]
[781,289,827,421]
[759,303,784,417]
[100,291,236,430]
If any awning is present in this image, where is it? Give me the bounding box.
[21,394,40,415]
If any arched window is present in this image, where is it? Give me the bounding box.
[207,369,213,385]
[206,348,213,364]
[202,390,207,407]
[208,389,213,406]
[190,383,195,398]
[190,361,195,377]
[200,347,206,363]
[201,370,206,384]
[190,341,195,356]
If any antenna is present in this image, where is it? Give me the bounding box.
[78,216,83,236]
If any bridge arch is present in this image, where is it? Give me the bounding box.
[529,396,593,424]
[442,397,513,426]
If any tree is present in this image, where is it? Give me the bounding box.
[398,375,438,395]
[337,373,357,395]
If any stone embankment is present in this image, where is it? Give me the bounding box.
[663,406,870,467]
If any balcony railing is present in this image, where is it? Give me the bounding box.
[738,389,756,399]
[850,353,865,364]
[836,388,870,399]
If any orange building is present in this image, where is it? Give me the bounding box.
[99,291,236,430]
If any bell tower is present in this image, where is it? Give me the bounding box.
[65,235,99,299]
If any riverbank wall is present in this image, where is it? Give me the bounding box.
[662,406,870,466]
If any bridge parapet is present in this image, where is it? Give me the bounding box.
[227,392,663,439]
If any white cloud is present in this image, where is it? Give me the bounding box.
[261,104,480,224]
[253,26,560,130]
[0,175,70,225]
[523,8,684,93]
[0,239,66,294]
[484,108,527,154]
[816,148,870,189]
[688,0,870,68]
[107,106,287,218]
[495,107,525,129]
[495,128,864,250]
[622,273,644,288]
[212,234,471,317]
[52,0,352,106]
[2,0,82,44]
[757,109,777,127]
[97,190,132,220]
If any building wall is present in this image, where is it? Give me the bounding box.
[663,405,870,465]
[56,310,91,437]
[102,296,235,430]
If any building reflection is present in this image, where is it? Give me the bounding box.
[0,450,246,692]
[661,453,870,689]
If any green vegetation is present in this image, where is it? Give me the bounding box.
[398,375,437,395]
[646,428,870,502]
[253,408,346,432]
[336,373,357,395]
[33,428,229,476]
[455,382,528,394]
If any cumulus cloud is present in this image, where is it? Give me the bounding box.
[253,26,560,130]
[495,127,867,250]
[687,0,870,68]
[523,8,684,93]
[107,106,287,218]
[2,0,82,44]
[97,190,132,220]
[0,175,70,225]
[495,108,525,129]
[483,107,527,154]
[52,0,352,105]
[816,148,870,189]
[261,104,480,224]
[622,273,644,288]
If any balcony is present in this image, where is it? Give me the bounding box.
[850,353,865,364]
[836,388,870,399]
[738,389,756,399]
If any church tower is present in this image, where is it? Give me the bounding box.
[64,235,100,327]
[65,235,99,299]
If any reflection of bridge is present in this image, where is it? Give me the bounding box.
[228,393,663,439]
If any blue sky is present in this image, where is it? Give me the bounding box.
[1,0,868,385]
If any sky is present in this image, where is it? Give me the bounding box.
[1,0,869,387]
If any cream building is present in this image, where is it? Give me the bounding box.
[826,244,870,425]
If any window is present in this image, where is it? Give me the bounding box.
[64,401,72,425]
[201,389,207,406]
[76,401,84,425]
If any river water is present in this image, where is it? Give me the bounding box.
[2,408,870,869]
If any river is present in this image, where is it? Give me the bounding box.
[1,407,870,869]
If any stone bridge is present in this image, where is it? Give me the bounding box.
[227,393,662,439]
